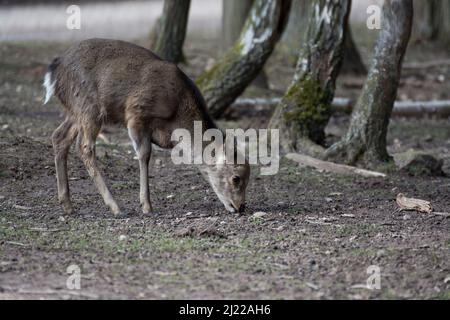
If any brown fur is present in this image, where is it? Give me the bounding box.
[47,38,249,216]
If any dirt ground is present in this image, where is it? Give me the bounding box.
[0,39,449,300]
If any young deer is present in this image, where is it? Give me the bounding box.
[44,39,250,217]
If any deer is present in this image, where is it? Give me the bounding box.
[43,38,250,217]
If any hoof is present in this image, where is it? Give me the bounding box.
[141,202,153,215]
[62,203,74,215]
[142,206,153,215]
[112,209,129,219]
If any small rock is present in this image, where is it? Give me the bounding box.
[341,214,355,218]
[394,149,444,176]
[402,214,411,220]
[305,282,319,290]
[155,159,162,166]
[118,235,127,241]
[252,211,267,219]
[185,212,193,216]
[166,194,174,199]
[376,249,386,258]
[329,192,343,196]
[58,216,66,222]
[422,135,433,142]
[444,276,450,284]
[325,197,333,203]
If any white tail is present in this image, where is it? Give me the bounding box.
[43,71,55,104]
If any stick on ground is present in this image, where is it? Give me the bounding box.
[396,193,432,213]
[285,153,387,178]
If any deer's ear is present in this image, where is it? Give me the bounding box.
[222,135,236,164]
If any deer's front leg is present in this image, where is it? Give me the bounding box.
[138,144,153,214]
[128,125,153,214]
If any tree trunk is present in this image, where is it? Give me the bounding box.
[413,0,450,42]
[282,0,311,56]
[197,0,292,118]
[269,0,351,155]
[341,24,367,75]
[152,0,191,64]
[221,0,269,89]
[325,0,413,167]
[222,0,255,49]
[413,0,439,41]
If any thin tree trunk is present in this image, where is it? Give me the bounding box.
[413,0,439,41]
[197,0,292,118]
[341,24,367,75]
[269,0,351,155]
[413,0,450,42]
[152,0,191,64]
[325,0,413,167]
[221,0,269,89]
[281,0,311,55]
[222,0,255,49]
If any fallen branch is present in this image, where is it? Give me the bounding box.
[231,98,450,118]
[5,241,29,247]
[285,153,386,178]
[396,193,432,213]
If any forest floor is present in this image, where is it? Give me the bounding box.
[0,40,449,299]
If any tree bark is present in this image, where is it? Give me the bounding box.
[341,24,367,75]
[413,0,450,42]
[221,0,269,89]
[413,0,439,41]
[197,0,292,118]
[152,0,191,64]
[281,0,311,56]
[325,0,413,167]
[269,0,351,155]
[222,0,255,49]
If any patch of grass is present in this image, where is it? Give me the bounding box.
[433,290,450,300]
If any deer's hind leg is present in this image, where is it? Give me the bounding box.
[127,121,153,214]
[77,120,123,217]
[52,117,78,214]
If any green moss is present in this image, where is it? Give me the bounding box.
[282,76,331,137]
[433,290,450,300]
[373,160,396,174]
[196,43,244,89]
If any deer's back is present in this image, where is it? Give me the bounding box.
[53,39,198,127]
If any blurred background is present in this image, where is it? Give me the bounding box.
[0,0,383,41]
[1,1,449,300]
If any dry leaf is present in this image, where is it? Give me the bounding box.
[396,193,432,213]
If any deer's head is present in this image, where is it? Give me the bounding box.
[200,147,250,213]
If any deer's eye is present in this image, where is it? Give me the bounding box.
[232,175,241,185]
